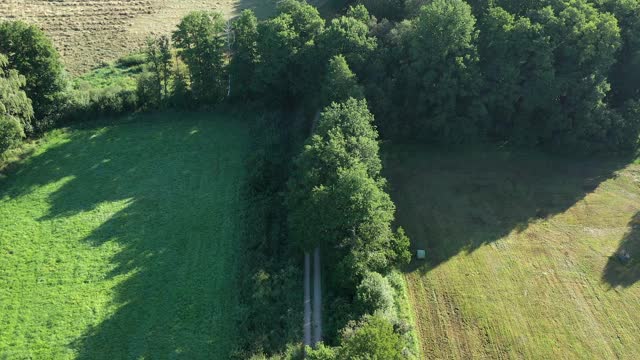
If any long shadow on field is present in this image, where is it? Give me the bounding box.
[602,212,640,288]
[383,145,631,272]
[0,115,247,359]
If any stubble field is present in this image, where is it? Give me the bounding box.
[0,0,280,74]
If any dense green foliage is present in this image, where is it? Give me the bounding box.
[379,0,484,141]
[2,0,639,153]
[597,0,640,105]
[144,36,172,102]
[230,10,259,100]
[255,0,325,105]
[0,116,23,155]
[321,55,365,106]
[0,54,31,153]
[287,98,412,354]
[318,6,377,76]
[477,6,554,144]
[307,315,407,359]
[0,21,65,129]
[232,112,307,359]
[358,0,639,151]
[173,11,228,103]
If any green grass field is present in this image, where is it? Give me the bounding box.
[384,145,640,359]
[0,113,250,359]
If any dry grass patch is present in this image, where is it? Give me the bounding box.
[0,0,283,74]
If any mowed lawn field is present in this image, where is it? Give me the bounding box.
[385,146,640,359]
[0,113,250,359]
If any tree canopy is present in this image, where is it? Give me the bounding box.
[0,53,31,153]
[0,21,65,130]
[172,11,227,103]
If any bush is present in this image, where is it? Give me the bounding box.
[338,315,407,359]
[61,85,138,123]
[356,271,396,319]
[137,71,162,110]
[170,58,193,109]
[116,53,147,68]
[0,116,24,154]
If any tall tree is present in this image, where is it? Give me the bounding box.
[144,36,172,102]
[255,0,325,106]
[288,99,410,287]
[389,0,485,142]
[0,21,65,129]
[531,0,621,150]
[478,6,555,144]
[172,11,227,104]
[321,55,364,107]
[0,54,31,153]
[319,6,377,76]
[230,10,259,99]
[596,0,640,105]
[0,54,33,130]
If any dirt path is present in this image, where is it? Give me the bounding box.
[303,248,323,356]
[303,252,311,349]
[312,247,322,345]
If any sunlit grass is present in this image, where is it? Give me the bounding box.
[0,113,250,359]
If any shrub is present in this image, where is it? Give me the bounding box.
[356,271,395,318]
[0,116,24,154]
[0,53,34,134]
[61,85,138,123]
[170,58,192,108]
[338,315,407,359]
[136,71,162,110]
[116,53,147,68]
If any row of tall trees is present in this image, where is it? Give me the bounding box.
[361,0,640,152]
[140,0,639,153]
[138,1,378,110]
[288,97,412,357]
[2,0,639,155]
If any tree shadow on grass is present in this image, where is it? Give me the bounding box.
[0,114,248,359]
[602,212,640,288]
[383,145,633,274]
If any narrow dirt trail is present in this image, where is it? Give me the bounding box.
[304,252,311,349]
[312,247,322,345]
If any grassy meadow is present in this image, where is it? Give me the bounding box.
[0,113,250,359]
[384,146,640,359]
